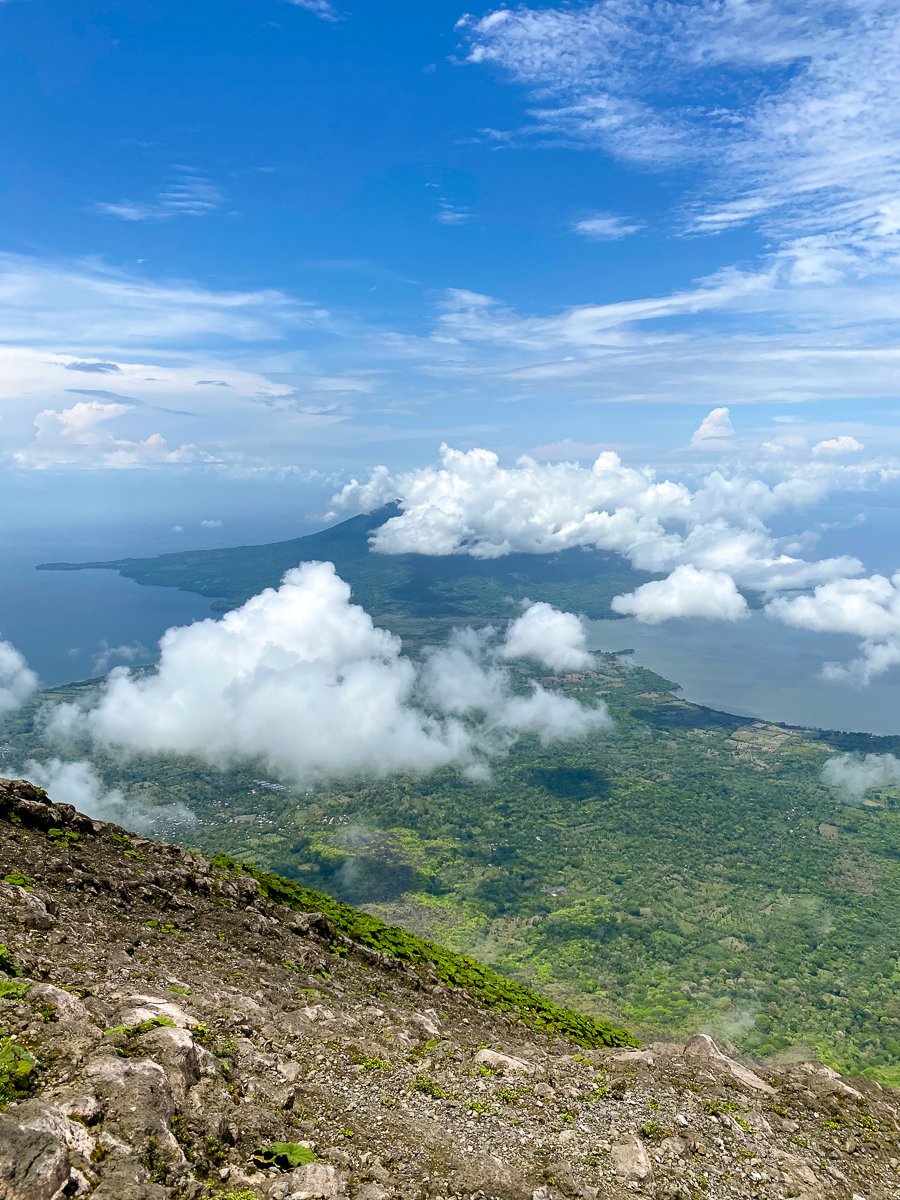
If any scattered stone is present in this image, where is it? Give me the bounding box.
[611,1135,653,1181]
[683,1034,776,1095]
[0,1114,79,1200]
[266,1163,343,1199]
[474,1048,538,1076]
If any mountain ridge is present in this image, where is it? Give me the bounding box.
[35,507,647,623]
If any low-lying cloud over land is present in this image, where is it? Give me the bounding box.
[499,602,594,670]
[821,753,900,802]
[42,563,608,783]
[21,757,196,831]
[611,565,749,624]
[0,637,38,716]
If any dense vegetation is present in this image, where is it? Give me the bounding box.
[214,854,634,1048]
[11,513,898,1084]
[5,653,898,1085]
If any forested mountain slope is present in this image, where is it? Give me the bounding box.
[2,777,898,1200]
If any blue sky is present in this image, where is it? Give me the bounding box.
[1,0,899,535]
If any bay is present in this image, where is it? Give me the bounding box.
[0,541,215,689]
[589,612,899,736]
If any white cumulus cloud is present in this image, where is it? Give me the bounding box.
[46,563,608,783]
[332,440,900,684]
[333,442,862,590]
[13,399,214,470]
[690,406,735,448]
[766,572,900,684]
[813,436,864,457]
[499,602,594,670]
[0,638,38,717]
[611,565,749,624]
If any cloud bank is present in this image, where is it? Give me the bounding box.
[333,436,900,682]
[0,638,38,717]
[45,564,609,783]
[333,439,861,587]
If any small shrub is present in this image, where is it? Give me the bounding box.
[47,827,79,847]
[638,1120,672,1142]
[0,945,23,978]
[2,872,31,888]
[0,980,31,1002]
[105,1015,177,1038]
[702,1099,737,1117]
[0,1038,38,1107]
[251,1143,317,1170]
[411,1073,451,1099]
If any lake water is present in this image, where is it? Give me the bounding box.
[0,542,216,688]
[1,527,897,735]
[589,613,899,737]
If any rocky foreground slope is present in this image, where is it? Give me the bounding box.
[0,778,898,1200]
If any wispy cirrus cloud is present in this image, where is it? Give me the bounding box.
[437,199,475,226]
[287,0,340,20]
[0,253,346,470]
[573,212,643,241]
[94,170,224,222]
[381,262,900,414]
[0,252,318,349]
[458,2,900,268]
